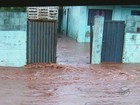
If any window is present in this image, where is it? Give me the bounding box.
[88,9,112,25]
[131,10,140,16]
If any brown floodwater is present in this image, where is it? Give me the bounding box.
[0,63,140,105]
[57,34,90,66]
[0,34,140,105]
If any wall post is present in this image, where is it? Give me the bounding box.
[91,16,104,64]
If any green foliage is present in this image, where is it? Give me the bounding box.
[0,7,26,12]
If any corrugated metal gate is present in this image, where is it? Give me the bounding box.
[27,19,57,64]
[101,21,125,62]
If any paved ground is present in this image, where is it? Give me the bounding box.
[0,34,140,105]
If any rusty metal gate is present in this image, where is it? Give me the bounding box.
[27,19,57,64]
[101,21,125,62]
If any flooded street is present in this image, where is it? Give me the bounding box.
[0,64,140,105]
[57,34,90,66]
[0,34,140,105]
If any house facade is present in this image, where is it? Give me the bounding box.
[61,5,140,42]
[61,5,140,64]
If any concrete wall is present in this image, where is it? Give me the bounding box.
[0,12,27,31]
[61,7,67,34]
[92,16,104,64]
[62,6,140,43]
[61,6,91,42]
[123,33,140,63]
[123,16,140,63]
[0,12,27,67]
[125,16,140,33]
[61,6,81,41]
[0,31,26,67]
[68,6,81,41]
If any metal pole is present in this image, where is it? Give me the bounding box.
[90,21,93,64]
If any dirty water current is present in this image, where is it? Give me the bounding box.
[0,34,140,105]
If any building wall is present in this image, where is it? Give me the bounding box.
[68,6,81,41]
[123,33,140,63]
[61,6,81,41]
[62,6,140,42]
[78,6,89,42]
[0,31,26,67]
[61,7,68,34]
[0,12,26,31]
[123,16,140,63]
[125,16,140,33]
[0,12,27,67]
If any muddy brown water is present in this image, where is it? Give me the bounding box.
[0,35,140,105]
[57,34,90,66]
[0,63,140,105]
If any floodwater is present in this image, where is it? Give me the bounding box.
[0,34,140,105]
[57,34,90,65]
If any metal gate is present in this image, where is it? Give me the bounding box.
[27,19,57,64]
[101,21,125,62]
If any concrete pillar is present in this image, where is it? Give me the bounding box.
[91,16,104,64]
